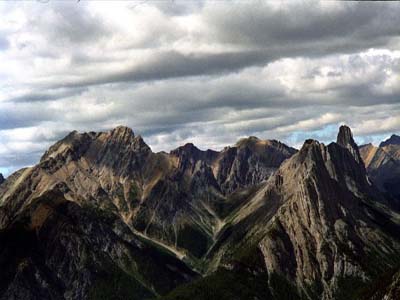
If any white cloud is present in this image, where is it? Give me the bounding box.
[0,0,399,175]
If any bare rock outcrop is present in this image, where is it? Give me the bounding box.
[0,126,296,261]
[2,125,399,300]
[206,127,400,300]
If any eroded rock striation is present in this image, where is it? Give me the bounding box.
[199,126,400,300]
[1,125,399,300]
[0,126,296,263]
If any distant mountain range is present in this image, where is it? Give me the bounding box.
[0,126,399,300]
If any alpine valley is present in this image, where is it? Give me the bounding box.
[1,125,399,300]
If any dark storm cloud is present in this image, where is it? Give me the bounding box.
[17,2,400,93]
[51,50,276,89]
[6,87,88,103]
[41,2,400,90]
[204,2,400,49]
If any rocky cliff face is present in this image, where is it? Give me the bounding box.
[0,126,296,264]
[201,126,400,300]
[360,135,400,205]
[0,189,196,300]
[336,125,363,165]
[1,125,399,300]
[214,136,296,194]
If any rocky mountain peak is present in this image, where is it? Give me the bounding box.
[293,139,328,171]
[98,126,151,156]
[108,125,135,142]
[380,134,400,147]
[0,173,4,185]
[336,125,362,164]
[303,138,319,146]
[2,124,400,300]
[181,142,200,151]
[169,143,215,174]
[170,143,203,158]
[40,130,95,163]
[235,136,260,148]
[289,133,372,200]
[101,127,153,155]
[298,139,321,154]
[337,125,355,146]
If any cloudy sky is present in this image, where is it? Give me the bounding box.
[0,0,399,176]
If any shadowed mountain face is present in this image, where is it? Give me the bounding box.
[379,135,400,148]
[360,134,400,207]
[0,189,196,300]
[1,125,399,300]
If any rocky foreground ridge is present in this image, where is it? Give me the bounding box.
[0,125,399,300]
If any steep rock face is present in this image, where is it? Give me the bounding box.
[205,128,400,300]
[127,136,296,259]
[214,137,297,194]
[360,139,400,204]
[0,174,4,185]
[256,140,399,299]
[336,125,363,165]
[358,267,400,300]
[0,126,295,262]
[1,125,400,300]
[0,190,196,300]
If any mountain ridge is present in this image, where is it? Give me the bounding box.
[1,125,399,300]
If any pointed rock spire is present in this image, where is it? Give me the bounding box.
[336,125,362,164]
[337,125,355,147]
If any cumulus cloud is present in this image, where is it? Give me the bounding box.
[0,0,399,175]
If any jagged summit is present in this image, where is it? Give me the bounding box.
[336,124,363,164]
[205,125,400,300]
[171,142,201,154]
[337,125,354,145]
[170,143,218,166]
[111,125,134,134]
[380,134,400,147]
[109,125,135,141]
[298,138,324,160]
[1,124,400,300]
[235,136,260,147]
[234,136,288,149]
[302,138,320,146]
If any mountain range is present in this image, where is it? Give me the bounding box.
[0,125,399,300]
